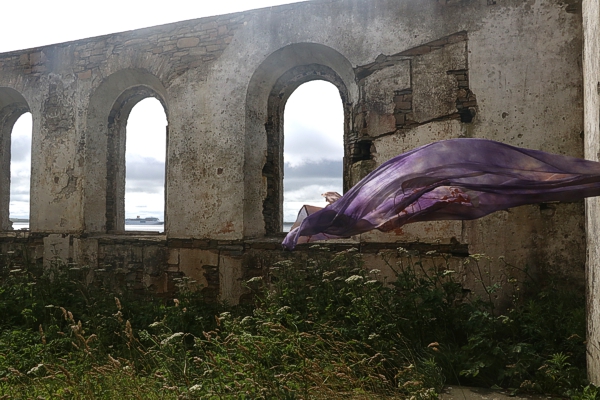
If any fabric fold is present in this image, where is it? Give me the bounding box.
[282,138,600,250]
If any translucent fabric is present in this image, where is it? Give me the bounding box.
[282,138,600,250]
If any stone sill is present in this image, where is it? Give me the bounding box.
[0,231,468,256]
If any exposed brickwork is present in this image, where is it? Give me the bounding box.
[351,31,478,176]
[393,89,417,129]
[0,13,249,83]
[449,70,478,123]
[355,32,468,82]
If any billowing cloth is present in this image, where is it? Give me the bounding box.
[282,138,600,250]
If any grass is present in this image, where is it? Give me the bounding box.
[0,246,594,399]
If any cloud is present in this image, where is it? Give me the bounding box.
[126,98,167,160]
[11,136,32,163]
[285,159,342,178]
[283,184,341,222]
[284,81,344,167]
[283,160,343,222]
[126,155,165,190]
[1,1,306,53]
[284,160,343,193]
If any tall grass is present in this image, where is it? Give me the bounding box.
[0,246,592,398]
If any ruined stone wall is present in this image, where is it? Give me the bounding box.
[583,0,600,385]
[0,0,586,320]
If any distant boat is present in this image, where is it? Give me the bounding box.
[125,216,163,225]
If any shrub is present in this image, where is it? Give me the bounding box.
[0,245,591,398]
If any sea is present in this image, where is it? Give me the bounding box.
[11,223,295,234]
[10,222,164,233]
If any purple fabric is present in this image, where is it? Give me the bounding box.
[282,138,600,250]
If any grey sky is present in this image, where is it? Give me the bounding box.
[125,98,167,219]
[9,114,32,218]
[283,81,344,222]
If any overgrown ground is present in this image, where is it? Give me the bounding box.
[0,246,596,399]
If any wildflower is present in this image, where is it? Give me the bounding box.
[219,312,231,319]
[149,321,162,328]
[274,260,294,268]
[365,280,379,285]
[276,306,291,315]
[241,316,253,325]
[161,332,184,345]
[27,364,44,375]
[368,333,380,340]
[345,275,363,284]
[189,384,203,392]
[173,298,180,307]
[246,276,263,284]
[114,297,122,310]
[369,269,381,275]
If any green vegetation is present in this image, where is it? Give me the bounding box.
[0,245,595,398]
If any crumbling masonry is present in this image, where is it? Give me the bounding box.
[2,0,600,382]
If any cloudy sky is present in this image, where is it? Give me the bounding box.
[2,0,343,224]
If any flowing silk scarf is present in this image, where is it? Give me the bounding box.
[282,138,600,250]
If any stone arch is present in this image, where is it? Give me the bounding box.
[244,43,358,237]
[0,87,31,231]
[85,69,169,232]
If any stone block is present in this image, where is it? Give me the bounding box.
[412,41,467,123]
[219,253,243,305]
[43,234,72,268]
[178,248,217,289]
[77,70,92,80]
[177,37,200,48]
[362,61,411,136]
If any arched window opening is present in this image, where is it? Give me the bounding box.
[283,80,344,232]
[124,98,167,232]
[9,112,32,230]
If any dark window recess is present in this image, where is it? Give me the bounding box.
[351,140,372,162]
[459,108,475,123]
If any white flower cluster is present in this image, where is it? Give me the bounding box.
[345,275,363,284]
[161,332,184,345]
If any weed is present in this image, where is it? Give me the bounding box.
[0,245,590,398]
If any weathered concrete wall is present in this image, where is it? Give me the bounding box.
[583,0,600,385]
[0,0,589,361]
